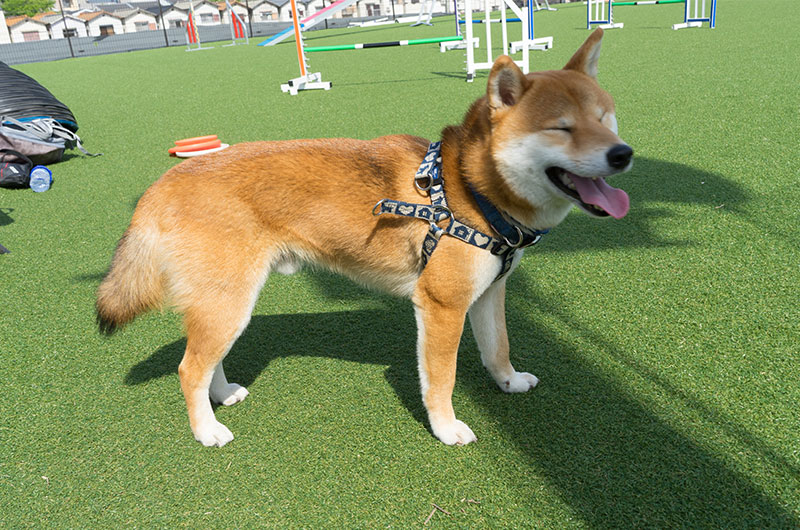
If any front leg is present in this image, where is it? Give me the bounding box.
[468,280,538,392]
[413,293,477,446]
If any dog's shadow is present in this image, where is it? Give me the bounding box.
[124,292,428,423]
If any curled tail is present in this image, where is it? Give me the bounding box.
[96,227,164,335]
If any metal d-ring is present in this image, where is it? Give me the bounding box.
[503,225,524,248]
[372,199,385,216]
[415,174,433,192]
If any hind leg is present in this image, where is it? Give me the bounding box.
[178,285,260,447]
[210,362,249,406]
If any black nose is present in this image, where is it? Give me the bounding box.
[607,144,633,169]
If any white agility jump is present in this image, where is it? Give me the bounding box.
[443,0,553,82]
[587,0,717,30]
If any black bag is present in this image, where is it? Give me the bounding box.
[0,149,33,189]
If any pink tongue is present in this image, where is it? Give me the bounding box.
[568,173,630,219]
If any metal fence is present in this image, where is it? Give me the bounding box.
[0,0,575,66]
[0,17,379,65]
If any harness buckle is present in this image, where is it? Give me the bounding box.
[503,225,524,248]
[432,204,452,225]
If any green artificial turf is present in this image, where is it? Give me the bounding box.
[1,0,799,526]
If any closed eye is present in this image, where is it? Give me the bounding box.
[548,127,572,133]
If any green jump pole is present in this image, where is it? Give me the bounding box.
[305,36,463,53]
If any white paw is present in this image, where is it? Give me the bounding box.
[193,420,234,447]
[432,419,477,446]
[210,383,249,406]
[500,371,539,393]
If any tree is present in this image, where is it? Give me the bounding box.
[1,0,56,17]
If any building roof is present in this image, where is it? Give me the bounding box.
[77,10,122,21]
[5,15,49,28]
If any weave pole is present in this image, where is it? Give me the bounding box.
[305,36,463,52]
[185,2,212,51]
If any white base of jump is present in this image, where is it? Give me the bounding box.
[672,21,703,29]
[595,22,624,29]
[510,36,553,54]
[440,37,480,52]
[281,72,332,96]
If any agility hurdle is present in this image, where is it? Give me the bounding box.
[587,0,716,30]
[510,0,553,53]
[586,0,623,29]
[533,0,556,12]
[305,36,463,53]
[222,0,249,46]
[411,0,435,26]
[280,0,331,95]
[673,0,716,29]
[463,0,548,82]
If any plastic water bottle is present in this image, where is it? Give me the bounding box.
[29,165,53,193]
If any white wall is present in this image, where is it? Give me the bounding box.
[162,10,188,29]
[0,11,11,44]
[124,12,158,32]
[50,17,89,38]
[86,14,124,36]
[193,3,221,25]
[251,3,277,21]
[9,20,50,42]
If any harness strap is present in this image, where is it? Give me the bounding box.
[372,142,548,281]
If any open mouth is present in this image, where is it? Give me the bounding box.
[546,167,630,219]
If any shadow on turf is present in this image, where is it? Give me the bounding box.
[0,207,14,227]
[125,278,794,527]
[534,157,749,253]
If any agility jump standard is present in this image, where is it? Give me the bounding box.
[280,0,331,95]
[587,0,716,30]
[305,36,463,53]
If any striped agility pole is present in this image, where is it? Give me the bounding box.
[305,36,463,53]
[612,0,683,5]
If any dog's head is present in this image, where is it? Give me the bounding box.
[487,29,632,228]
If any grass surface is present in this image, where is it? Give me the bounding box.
[1,0,799,526]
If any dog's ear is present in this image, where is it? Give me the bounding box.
[487,55,528,112]
[564,28,604,79]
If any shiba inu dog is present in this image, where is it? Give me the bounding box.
[96,29,632,447]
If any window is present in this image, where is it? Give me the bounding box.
[23,31,41,41]
[200,13,213,23]
[63,28,78,38]
[99,25,115,36]
[134,21,150,30]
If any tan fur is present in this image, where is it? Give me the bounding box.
[97,29,633,447]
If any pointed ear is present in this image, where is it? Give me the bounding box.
[487,55,528,112]
[564,28,604,79]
